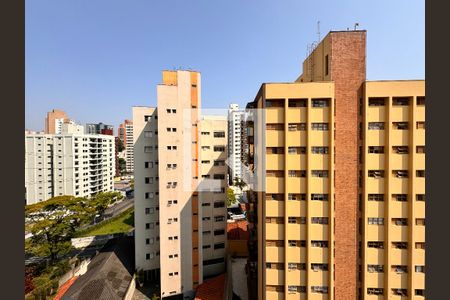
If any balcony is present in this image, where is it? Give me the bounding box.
[266,130,284,147]
[267,154,284,170]
[266,201,285,217]
[309,131,329,146]
[367,106,386,122]
[266,177,284,193]
[266,269,284,285]
[286,131,306,146]
[286,178,306,193]
[286,246,306,262]
[265,246,284,262]
[310,107,330,122]
[391,106,410,122]
[286,224,307,240]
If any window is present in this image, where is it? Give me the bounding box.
[311,240,328,248]
[266,147,284,154]
[214,229,225,236]
[214,146,225,152]
[288,123,306,131]
[146,253,150,260]
[214,242,225,249]
[213,131,225,138]
[416,194,425,201]
[392,242,408,249]
[166,127,177,132]
[368,98,385,106]
[266,285,284,292]
[368,122,384,130]
[417,96,425,105]
[393,122,409,130]
[367,288,383,295]
[145,177,153,184]
[265,99,284,107]
[367,265,384,273]
[267,170,284,177]
[393,194,408,202]
[416,218,426,226]
[145,208,154,214]
[368,170,384,178]
[368,241,384,249]
[311,217,328,224]
[311,263,328,271]
[288,98,307,107]
[311,146,329,154]
[214,201,225,208]
[415,242,425,249]
[325,55,329,75]
[288,285,306,293]
[266,240,284,247]
[392,289,408,296]
[312,99,330,107]
[392,146,409,155]
[416,170,425,177]
[266,123,284,130]
[144,146,152,153]
[368,146,384,153]
[145,223,150,229]
[416,145,425,153]
[267,194,284,201]
[288,147,306,154]
[145,192,154,199]
[288,170,305,177]
[214,216,225,222]
[288,263,306,270]
[392,170,408,178]
[266,217,284,224]
[311,286,328,294]
[368,194,384,201]
[392,218,408,226]
[201,131,210,136]
[167,145,177,150]
[213,174,225,180]
[144,131,152,138]
[288,240,306,247]
[393,97,410,106]
[288,193,306,201]
[415,265,425,273]
[311,194,328,201]
[415,289,425,296]
[368,218,384,225]
[311,170,328,178]
[144,115,151,121]
[213,160,225,166]
[311,123,329,130]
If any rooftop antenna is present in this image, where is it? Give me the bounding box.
[354,22,360,30]
[317,21,321,42]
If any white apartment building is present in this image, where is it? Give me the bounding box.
[133,70,228,299]
[227,103,244,183]
[25,130,115,205]
[125,121,134,172]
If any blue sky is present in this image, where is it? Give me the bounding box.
[26,0,424,131]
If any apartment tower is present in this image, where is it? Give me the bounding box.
[228,104,244,184]
[25,127,115,204]
[44,109,69,134]
[245,30,425,299]
[118,120,134,173]
[134,70,228,299]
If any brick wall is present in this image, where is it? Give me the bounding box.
[331,31,366,300]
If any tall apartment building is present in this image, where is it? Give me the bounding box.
[228,104,244,184]
[118,120,134,173]
[85,122,114,135]
[133,70,228,299]
[44,109,70,134]
[244,30,425,300]
[25,128,115,205]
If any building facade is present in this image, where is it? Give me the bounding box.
[25,130,115,205]
[85,122,114,135]
[227,104,244,184]
[133,70,228,299]
[44,109,70,134]
[244,30,425,300]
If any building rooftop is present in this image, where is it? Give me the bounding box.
[62,237,135,300]
[227,220,249,240]
[194,273,226,300]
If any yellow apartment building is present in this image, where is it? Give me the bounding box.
[244,30,425,300]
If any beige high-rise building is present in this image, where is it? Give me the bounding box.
[133,70,228,299]
[244,30,425,300]
[45,109,69,134]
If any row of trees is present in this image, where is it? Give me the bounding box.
[25,192,123,264]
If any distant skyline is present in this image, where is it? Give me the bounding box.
[26,0,424,131]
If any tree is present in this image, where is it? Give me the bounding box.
[233,177,247,193]
[118,158,126,174]
[117,138,125,152]
[25,196,95,263]
[90,192,123,216]
[227,188,237,207]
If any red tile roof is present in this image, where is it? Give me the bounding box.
[227,220,249,240]
[54,276,78,300]
[195,273,226,300]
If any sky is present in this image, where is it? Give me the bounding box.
[26,0,424,132]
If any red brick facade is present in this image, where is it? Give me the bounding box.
[330,31,366,300]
